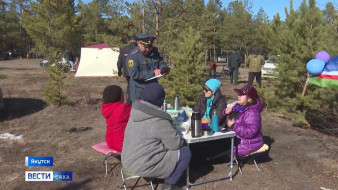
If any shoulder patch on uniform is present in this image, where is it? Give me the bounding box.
[131,49,139,55]
[128,59,134,67]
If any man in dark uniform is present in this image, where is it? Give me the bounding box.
[228,48,241,85]
[127,34,170,102]
[117,36,137,104]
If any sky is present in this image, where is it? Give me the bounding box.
[78,0,337,21]
[226,0,337,20]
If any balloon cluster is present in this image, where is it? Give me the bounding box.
[306,51,331,75]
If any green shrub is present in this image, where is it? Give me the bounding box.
[44,63,71,106]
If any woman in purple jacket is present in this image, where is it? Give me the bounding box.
[224,85,264,156]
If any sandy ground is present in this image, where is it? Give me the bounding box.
[0,59,337,190]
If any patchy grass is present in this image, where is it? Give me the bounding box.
[0,59,337,190]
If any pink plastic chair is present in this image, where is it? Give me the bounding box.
[92,141,121,176]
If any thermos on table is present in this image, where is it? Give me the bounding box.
[191,111,202,138]
[174,96,180,110]
[162,99,167,111]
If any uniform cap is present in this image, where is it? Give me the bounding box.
[137,34,156,48]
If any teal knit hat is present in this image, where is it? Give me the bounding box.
[205,79,221,93]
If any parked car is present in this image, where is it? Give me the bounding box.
[0,50,10,60]
[217,55,227,63]
[11,49,21,58]
[40,59,49,67]
[262,56,279,79]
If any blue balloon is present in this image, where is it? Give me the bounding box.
[306,59,326,75]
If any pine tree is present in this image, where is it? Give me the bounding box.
[78,0,107,46]
[201,0,222,62]
[0,0,8,48]
[250,7,269,54]
[220,0,252,51]
[44,64,69,106]
[323,2,338,54]
[263,0,338,128]
[22,0,79,106]
[103,1,140,46]
[160,27,205,107]
[2,1,20,50]
[22,0,81,59]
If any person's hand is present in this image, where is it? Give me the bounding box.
[227,119,235,128]
[224,107,232,115]
[154,68,161,76]
[160,67,170,75]
[118,69,122,77]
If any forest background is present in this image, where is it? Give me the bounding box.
[0,0,337,135]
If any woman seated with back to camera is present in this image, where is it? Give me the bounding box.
[194,79,227,129]
[224,84,264,156]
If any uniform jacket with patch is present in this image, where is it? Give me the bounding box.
[117,42,137,77]
[126,47,168,101]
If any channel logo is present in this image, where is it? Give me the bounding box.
[25,171,72,181]
[25,157,53,167]
[25,171,53,181]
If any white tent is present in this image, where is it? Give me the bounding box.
[75,43,120,77]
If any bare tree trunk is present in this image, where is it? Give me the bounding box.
[213,29,216,63]
[19,6,23,59]
[245,50,248,68]
[155,0,160,37]
[142,0,145,33]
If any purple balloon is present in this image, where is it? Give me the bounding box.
[306,59,326,75]
[315,51,330,62]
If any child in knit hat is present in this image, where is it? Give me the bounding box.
[101,85,131,152]
[194,79,227,129]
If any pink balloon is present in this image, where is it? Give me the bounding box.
[315,51,330,62]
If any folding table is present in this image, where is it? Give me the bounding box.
[182,131,236,190]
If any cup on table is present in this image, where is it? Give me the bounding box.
[203,129,212,136]
[201,118,211,129]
